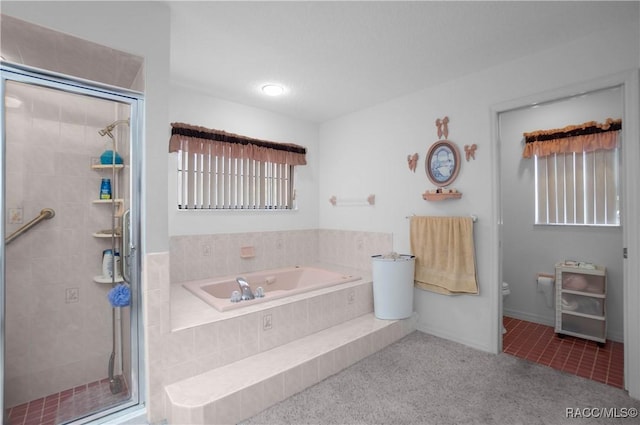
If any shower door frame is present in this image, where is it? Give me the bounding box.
[0,62,146,423]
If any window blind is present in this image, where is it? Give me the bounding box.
[172,123,299,210]
[534,142,620,226]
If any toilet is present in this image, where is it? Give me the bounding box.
[502,282,511,334]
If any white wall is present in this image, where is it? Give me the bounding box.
[318,73,497,351]
[318,23,639,352]
[168,84,320,236]
[500,87,624,340]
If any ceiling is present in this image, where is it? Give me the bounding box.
[2,2,637,124]
[168,1,639,123]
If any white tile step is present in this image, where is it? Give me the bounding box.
[165,312,416,424]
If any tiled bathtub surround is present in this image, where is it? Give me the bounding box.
[165,313,415,424]
[170,265,369,330]
[170,230,318,284]
[144,229,396,422]
[169,229,393,284]
[318,229,394,271]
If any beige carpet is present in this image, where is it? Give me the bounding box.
[242,331,640,425]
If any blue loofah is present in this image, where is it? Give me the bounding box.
[108,283,131,307]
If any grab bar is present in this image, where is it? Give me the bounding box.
[5,208,55,245]
[121,209,131,283]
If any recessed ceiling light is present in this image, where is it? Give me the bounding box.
[261,84,285,97]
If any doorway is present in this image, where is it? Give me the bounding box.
[1,64,144,424]
[499,85,624,335]
[493,70,640,398]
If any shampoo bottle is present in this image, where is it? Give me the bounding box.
[100,178,112,200]
[102,249,113,278]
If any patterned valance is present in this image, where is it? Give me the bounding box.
[522,118,621,159]
[169,122,307,166]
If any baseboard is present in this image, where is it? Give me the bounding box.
[415,322,492,353]
[607,331,623,343]
[503,309,555,327]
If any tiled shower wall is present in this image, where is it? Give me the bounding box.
[3,83,129,407]
[169,229,393,283]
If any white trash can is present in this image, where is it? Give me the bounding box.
[371,254,415,320]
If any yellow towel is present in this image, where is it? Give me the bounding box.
[410,216,478,295]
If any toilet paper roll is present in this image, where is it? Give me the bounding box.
[537,276,555,308]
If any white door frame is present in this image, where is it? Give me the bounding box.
[490,69,640,399]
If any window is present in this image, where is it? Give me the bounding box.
[534,149,619,225]
[177,151,294,209]
[524,119,621,226]
[169,123,306,210]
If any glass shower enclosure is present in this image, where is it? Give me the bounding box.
[1,63,144,424]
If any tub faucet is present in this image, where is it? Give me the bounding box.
[236,277,255,300]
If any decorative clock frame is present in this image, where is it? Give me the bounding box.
[425,139,461,188]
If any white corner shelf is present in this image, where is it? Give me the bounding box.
[92,199,125,218]
[91,161,126,281]
[91,164,124,170]
[92,232,122,238]
[93,275,125,284]
[92,198,124,204]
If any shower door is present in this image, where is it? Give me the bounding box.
[1,64,144,424]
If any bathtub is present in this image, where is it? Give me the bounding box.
[182,266,361,312]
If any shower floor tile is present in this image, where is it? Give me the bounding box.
[5,378,130,425]
[503,316,624,389]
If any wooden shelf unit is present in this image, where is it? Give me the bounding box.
[422,191,462,201]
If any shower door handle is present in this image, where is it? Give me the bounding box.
[122,209,131,283]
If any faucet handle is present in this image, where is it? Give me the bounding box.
[255,286,265,298]
[230,290,241,303]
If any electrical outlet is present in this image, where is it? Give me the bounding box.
[65,288,79,304]
[347,288,355,305]
[202,244,211,257]
[263,313,273,330]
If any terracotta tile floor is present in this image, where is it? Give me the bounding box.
[5,378,129,425]
[503,316,624,389]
